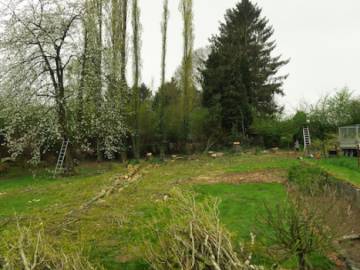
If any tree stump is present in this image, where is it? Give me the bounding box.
[146,152,153,161]
[233,141,241,152]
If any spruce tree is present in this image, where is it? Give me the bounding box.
[202,0,288,136]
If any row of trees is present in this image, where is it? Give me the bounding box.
[251,87,360,149]
[308,88,360,140]
[0,0,288,166]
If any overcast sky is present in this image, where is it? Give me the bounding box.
[139,0,360,113]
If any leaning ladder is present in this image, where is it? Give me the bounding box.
[303,127,311,151]
[53,139,69,177]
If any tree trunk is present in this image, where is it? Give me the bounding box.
[132,133,140,160]
[57,84,74,172]
[64,147,74,174]
[96,138,103,162]
[120,151,127,163]
[159,141,166,160]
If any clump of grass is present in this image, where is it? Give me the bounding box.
[288,165,333,195]
[322,157,359,171]
[0,222,99,270]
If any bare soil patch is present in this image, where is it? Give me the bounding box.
[188,169,287,185]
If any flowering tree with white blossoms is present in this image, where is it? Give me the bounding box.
[0,0,128,167]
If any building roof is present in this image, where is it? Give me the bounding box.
[340,124,360,128]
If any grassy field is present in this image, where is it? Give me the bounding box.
[0,152,342,269]
[310,157,360,186]
[194,183,287,240]
[0,162,125,217]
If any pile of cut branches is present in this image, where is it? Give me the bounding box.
[146,189,262,270]
[0,223,98,269]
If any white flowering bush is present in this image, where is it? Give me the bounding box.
[1,96,60,165]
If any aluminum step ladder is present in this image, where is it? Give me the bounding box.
[53,139,69,177]
[303,127,311,151]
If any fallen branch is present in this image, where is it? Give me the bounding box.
[59,165,145,229]
[338,234,360,243]
[82,165,143,209]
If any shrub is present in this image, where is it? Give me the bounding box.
[145,189,262,270]
[259,196,333,270]
[288,164,360,240]
[288,165,332,195]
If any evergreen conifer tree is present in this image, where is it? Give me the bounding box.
[202,0,288,136]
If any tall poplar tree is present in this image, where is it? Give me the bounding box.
[77,0,105,161]
[121,0,129,88]
[108,0,128,100]
[180,0,194,143]
[108,0,122,100]
[77,22,89,130]
[131,0,141,159]
[159,0,169,160]
[119,0,129,160]
[92,0,104,161]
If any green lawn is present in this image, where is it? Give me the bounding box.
[194,183,287,240]
[0,152,337,269]
[0,162,125,216]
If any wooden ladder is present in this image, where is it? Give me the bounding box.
[303,127,311,151]
[53,139,69,178]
